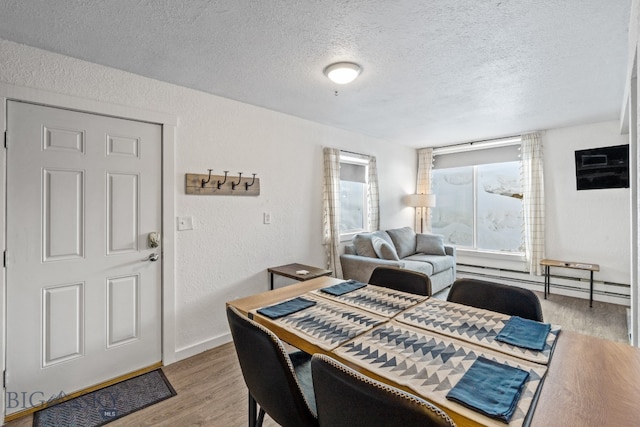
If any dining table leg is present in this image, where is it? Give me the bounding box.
[248,393,257,427]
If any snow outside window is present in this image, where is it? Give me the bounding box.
[431,161,524,254]
[339,157,369,237]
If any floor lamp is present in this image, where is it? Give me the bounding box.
[404,194,436,234]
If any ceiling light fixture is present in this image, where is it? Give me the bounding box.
[324,62,361,84]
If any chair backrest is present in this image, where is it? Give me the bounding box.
[311,354,456,427]
[446,278,543,321]
[226,306,317,427]
[368,266,432,296]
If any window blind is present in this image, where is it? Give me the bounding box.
[340,162,367,183]
[433,144,521,169]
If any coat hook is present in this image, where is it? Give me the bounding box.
[201,169,213,188]
[245,173,257,190]
[217,171,229,189]
[231,172,243,190]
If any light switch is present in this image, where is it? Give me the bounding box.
[263,212,271,224]
[177,216,194,231]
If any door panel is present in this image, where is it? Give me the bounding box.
[43,168,85,261]
[107,172,139,254]
[107,275,140,347]
[5,101,162,415]
[43,126,85,153]
[107,134,138,157]
[43,283,84,366]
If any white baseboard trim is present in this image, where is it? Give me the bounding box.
[172,333,233,364]
[457,264,630,306]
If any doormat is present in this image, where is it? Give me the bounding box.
[33,369,176,427]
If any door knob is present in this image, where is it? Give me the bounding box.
[147,253,159,262]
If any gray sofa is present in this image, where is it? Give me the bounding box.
[340,227,456,295]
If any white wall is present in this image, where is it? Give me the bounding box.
[544,120,630,285]
[0,39,416,360]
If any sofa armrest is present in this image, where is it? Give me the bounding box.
[444,245,456,258]
[339,254,404,283]
[444,245,456,278]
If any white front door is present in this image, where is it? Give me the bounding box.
[5,101,162,415]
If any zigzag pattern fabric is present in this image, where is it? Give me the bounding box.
[396,299,560,365]
[256,294,387,351]
[311,284,427,317]
[335,321,547,427]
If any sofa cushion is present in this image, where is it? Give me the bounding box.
[416,233,447,256]
[401,260,434,276]
[352,231,393,258]
[404,254,455,274]
[372,236,400,260]
[386,227,417,259]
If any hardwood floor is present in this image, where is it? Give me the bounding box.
[5,291,629,427]
[432,286,629,343]
[535,291,628,343]
[5,342,253,427]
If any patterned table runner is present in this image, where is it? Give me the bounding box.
[396,299,561,365]
[334,321,547,427]
[253,294,387,351]
[311,284,427,318]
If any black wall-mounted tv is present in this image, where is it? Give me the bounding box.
[575,144,629,190]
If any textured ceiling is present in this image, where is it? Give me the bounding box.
[0,0,632,147]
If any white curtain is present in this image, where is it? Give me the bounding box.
[416,148,434,232]
[322,147,342,278]
[367,155,380,232]
[521,133,545,275]
[323,148,379,278]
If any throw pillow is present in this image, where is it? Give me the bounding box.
[372,236,400,260]
[352,234,377,258]
[352,231,394,258]
[386,227,417,259]
[416,233,447,256]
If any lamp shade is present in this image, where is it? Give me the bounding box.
[404,194,436,207]
[324,62,361,84]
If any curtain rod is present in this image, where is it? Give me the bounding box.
[430,134,522,152]
[339,149,371,158]
[340,149,367,156]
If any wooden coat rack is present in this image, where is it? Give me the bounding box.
[185,170,260,196]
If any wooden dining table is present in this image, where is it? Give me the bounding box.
[227,276,640,427]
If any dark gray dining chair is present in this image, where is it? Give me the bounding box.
[311,354,456,427]
[447,278,544,321]
[226,305,318,427]
[368,266,432,296]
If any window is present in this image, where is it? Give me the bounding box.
[431,140,524,254]
[339,154,369,237]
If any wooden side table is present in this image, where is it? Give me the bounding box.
[540,259,600,307]
[267,263,333,290]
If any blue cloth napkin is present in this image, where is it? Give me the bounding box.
[257,297,316,319]
[446,356,529,423]
[320,280,367,296]
[495,316,552,351]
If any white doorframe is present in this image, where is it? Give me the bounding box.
[0,82,177,422]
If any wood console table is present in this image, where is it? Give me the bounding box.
[540,258,599,307]
[267,262,332,290]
